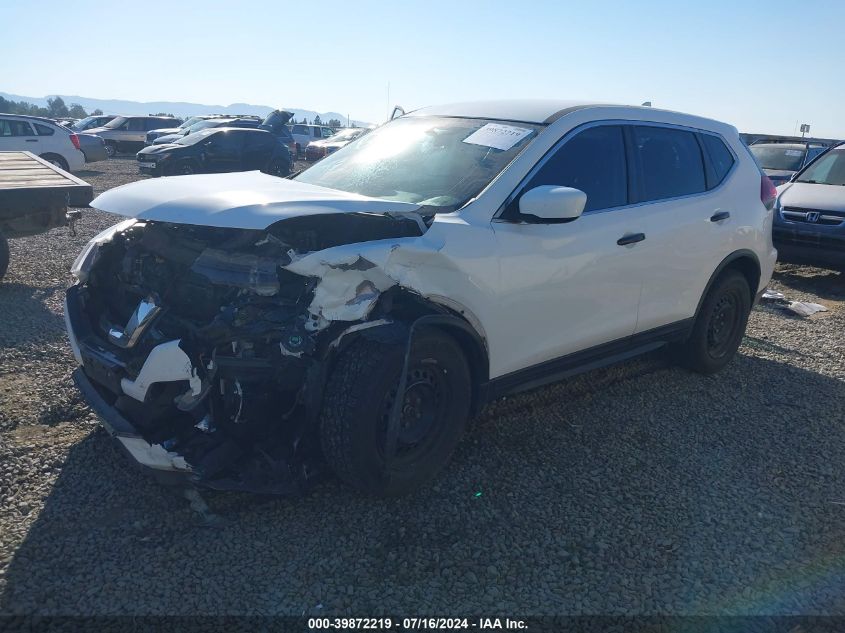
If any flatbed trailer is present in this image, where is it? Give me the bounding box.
[0,151,93,280]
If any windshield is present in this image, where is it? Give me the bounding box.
[295,116,541,209]
[179,116,206,129]
[71,116,96,131]
[176,129,218,146]
[750,145,806,171]
[103,116,128,129]
[188,119,234,133]
[795,148,845,185]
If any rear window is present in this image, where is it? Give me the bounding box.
[700,133,735,188]
[632,126,706,202]
[749,145,806,172]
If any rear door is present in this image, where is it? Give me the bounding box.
[242,132,276,171]
[203,130,245,172]
[626,125,736,332]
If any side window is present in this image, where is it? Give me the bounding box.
[34,123,55,136]
[322,128,334,138]
[127,118,147,132]
[0,119,35,136]
[632,126,706,201]
[245,133,273,150]
[292,125,307,135]
[699,133,735,189]
[523,125,627,213]
[208,131,243,151]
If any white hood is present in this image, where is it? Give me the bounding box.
[777,181,845,213]
[90,171,422,229]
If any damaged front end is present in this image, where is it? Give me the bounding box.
[66,212,429,494]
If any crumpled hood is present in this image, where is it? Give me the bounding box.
[777,181,845,212]
[91,170,423,229]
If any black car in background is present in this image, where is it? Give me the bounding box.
[136,127,292,177]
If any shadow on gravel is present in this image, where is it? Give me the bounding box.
[0,282,66,349]
[773,265,844,301]
[2,354,845,616]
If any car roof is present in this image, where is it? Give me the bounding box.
[405,99,733,129]
[751,143,811,150]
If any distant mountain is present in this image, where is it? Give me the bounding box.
[0,91,366,126]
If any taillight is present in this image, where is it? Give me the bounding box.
[69,133,81,151]
[760,174,777,210]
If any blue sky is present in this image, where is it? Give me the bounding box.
[2,0,843,136]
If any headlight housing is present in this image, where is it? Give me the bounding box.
[71,218,136,283]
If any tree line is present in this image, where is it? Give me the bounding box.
[0,95,102,119]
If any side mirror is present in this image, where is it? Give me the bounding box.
[518,186,587,221]
[390,105,405,121]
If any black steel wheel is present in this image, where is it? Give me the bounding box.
[674,270,751,374]
[320,327,471,496]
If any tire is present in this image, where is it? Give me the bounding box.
[104,142,117,158]
[674,270,751,374]
[320,327,472,496]
[0,232,9,281]
[168,160,197,176]
[41,154,69,172]
[266,157,290,177]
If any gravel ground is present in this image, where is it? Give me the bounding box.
[1,157,844,616]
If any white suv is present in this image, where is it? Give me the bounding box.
[65,100,777,496]
[290,123,336,154]
[0,114,86,172]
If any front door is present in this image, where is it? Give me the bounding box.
[489,124,644,377]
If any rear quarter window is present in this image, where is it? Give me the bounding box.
[632,126,706,202]
[34,123,55,136]
[699,133,735,189]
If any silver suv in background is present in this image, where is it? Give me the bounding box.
[749,141,830,186]
[290,123,337,154]
[86,115,182,157]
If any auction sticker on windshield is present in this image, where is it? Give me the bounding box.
[462,123,533,151]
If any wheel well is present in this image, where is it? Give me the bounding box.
[39,153,68,168]
[722,255,761,301]
[363,290,490,414]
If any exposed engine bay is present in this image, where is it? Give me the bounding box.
[69,212,447,494]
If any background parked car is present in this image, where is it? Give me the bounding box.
[305,127,368,160]
[70,115,117,132]
[76,133,108,163]
[290,123,337,154]
[136,127,292,177]
[144,114,258,145]
[152,117,262,145]
[773,142,845,270]
[749,141,829,186]
[259,109,297,157]
[0,114,86,172]
[86,115,183,157]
